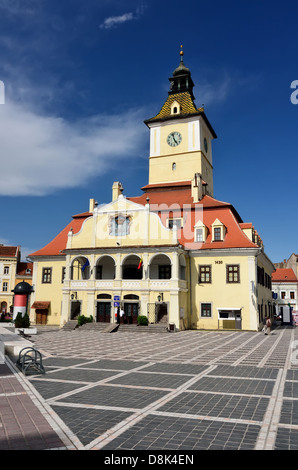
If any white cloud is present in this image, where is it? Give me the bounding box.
[99,4,146,29]
[100,12,135,29]
[0,100,147,196]
[0,0,42,16]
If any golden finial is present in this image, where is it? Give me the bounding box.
[180,44,184,56]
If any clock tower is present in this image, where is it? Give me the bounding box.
[144,47,217,197]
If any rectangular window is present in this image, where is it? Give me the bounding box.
[226,265,240,283]
[290,291,295,299]
[42,268,52,284]
[281,291,286,299]
[3,266,9,274]
[2,282,8,292]
[195,228,204,242]
[214,227,221,241]
[201,303,212,318]
[199,265,212,283]
[159,265,171,279]
[61,267,66,283]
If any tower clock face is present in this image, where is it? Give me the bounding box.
[167,131,182,147]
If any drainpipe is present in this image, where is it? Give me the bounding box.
[188,252,193,329]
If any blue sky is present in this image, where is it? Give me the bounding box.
[0,0,297,263]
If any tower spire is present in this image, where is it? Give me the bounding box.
[169,45,195,100]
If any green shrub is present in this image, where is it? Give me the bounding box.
[14,312,23,328]
[22,313,30,328]
[77,315,93,326]
[137,315,148,326]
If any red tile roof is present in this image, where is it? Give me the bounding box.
[29,184,260,256]
[0,245,19,257]
[272,269,298,282]
[129,185,257,250]
[17,262,33,276]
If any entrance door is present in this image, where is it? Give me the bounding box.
[36,309,48,325]
[97,302,111,323]
[124,303,139,324]
[156,303,167,323]
[71,301,81,320]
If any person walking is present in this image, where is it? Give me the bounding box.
[265,316,272,335]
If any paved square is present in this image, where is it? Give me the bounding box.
[3,325,298,450]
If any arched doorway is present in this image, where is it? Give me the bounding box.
[123,294,139,324]
[96,294,111,323]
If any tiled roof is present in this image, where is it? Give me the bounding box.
[0,246,19,257]
[129,185,257,250]
[144,92,217,138]
[146,92,201,122]
[17,262,33,276]
[30,184,259,256]
[272,269,298,282]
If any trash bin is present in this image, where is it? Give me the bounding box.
[168,323,176,332]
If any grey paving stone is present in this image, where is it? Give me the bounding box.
[30,379,85,399]
[189,376,275,395]
[101,415,260,450]
[52,405,132,446]
[58,384,168,408]
[77,359,149,370]
[159,392,269,421]
[33,368,119,383]
[107,371,193,389]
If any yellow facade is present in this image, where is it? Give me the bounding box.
[30,258,66,325]
[189,251,273,331]
[148,119,214,196]
[0,256,18,315]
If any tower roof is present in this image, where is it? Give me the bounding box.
[144,47,217,138]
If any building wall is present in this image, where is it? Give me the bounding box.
[0,257,17,314]
[30,258,66,325]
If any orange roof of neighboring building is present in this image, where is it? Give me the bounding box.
[17,262,33,276]
[272,269,298,282]
[0,245,19,257]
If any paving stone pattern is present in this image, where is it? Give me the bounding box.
[2,325,298,450]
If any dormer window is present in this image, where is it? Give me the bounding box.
[170,101,181,115]
[194,220,207,243]
[211,219,226,242]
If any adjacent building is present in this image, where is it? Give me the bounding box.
[272,268,298,324]
[28,49,275,331]
[0,245,32,316]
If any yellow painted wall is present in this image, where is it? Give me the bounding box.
[30,259,66,325]
[190,255,255,331]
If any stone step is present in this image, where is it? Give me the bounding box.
[62,320,78,331]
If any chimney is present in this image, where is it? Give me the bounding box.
[89,198,95,212]
[112,181,123,201]
[191,173,203,202]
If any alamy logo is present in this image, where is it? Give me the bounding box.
[290,80,298,104]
